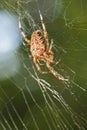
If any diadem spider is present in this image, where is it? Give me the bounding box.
[19,10,68,81]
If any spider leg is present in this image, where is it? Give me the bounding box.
[53,59,61,66]
[39,10,47,38]
[48,39,60,65]
[46,62,68,81]
[39,10,49,48]
[18,17,31,45]
[49,39,53,50]
[33,57,48,74]
[37,60,45,66]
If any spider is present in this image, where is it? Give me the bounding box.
[19,10,68,81]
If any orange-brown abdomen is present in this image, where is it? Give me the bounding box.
[30,30,47,56]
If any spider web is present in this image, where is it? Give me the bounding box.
[0,0,87,130]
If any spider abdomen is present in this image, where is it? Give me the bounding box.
[30,30,47,56]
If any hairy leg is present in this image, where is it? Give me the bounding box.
[39,10,49,49]
[46,62,68,81]
[33,57,47,74]
[18,17,31,44]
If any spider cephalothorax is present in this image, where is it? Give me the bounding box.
[19,10,68,81]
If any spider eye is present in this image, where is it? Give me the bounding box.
[37,30,42,36]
